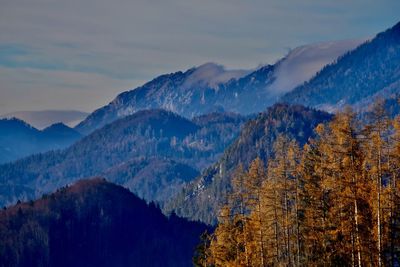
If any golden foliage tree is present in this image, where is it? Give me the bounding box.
[197,101,400,267]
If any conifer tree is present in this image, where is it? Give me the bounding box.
[364,99,392,266]
[199,103,400,266]
[298,139,332,265]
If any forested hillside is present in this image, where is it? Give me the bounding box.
[167,104,332,224]
[0,178,208,267]
[195,100,400,266]
[0,110,245,207]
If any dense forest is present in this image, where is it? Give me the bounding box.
[0,109,245,207]
[168,104,332,224]
[0,178,208,267]
[195,100,400,266]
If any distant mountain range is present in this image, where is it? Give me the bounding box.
[75,39,362,134]
[0,109,245,207]
[1,20,399,230]
[166,104,332,224]
[74,21,400,137]
[282,21,400,112]
[1,110,88,129]
[0,178,208,267]
[0,118,82,164]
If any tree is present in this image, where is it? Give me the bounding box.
[199,104,400,266]
[363,99,392,266]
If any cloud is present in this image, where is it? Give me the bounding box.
[269,38,367,94]
[183,63,250,88]
[0,0,399,113]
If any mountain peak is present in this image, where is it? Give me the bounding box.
[42,122,80,138]
[0,110,89,129]
[0,117,38,133]
[44,122,71,131]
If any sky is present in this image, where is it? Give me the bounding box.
[0,0,399,115]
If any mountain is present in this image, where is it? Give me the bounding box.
[0,109,245,207]
[0,118,82,164]
[0,178,208,267]
[75,40,361,134]
[1,110,89,129]
[74,64,271,134]
[166,104,332,224]
[282,21,400,112]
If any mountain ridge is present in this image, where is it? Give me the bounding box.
[166,103,332,224]
[75,39,361,134]
[0,118,82,164]
[282,21,400,111]
[0,177,209,267]
[0,109,245,207]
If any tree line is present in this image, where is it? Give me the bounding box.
[195,100,400,266]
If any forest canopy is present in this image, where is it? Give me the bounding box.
[195,100,400,267]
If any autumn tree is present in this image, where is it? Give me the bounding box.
[200,102,400,266]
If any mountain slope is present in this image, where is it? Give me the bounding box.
[75,64,273,134]
[269,38,365,94]
[0,119,81,164]
[0,109,245,207]
[282,21,400,111]
[0,178,208,267]
[166,104,332,224]
[75,40,360,134]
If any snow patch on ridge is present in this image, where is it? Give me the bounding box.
[184,63,250,88]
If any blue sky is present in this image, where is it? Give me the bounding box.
[0,0,399,114]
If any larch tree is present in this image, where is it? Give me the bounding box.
[198,101,400,266]
[363,99,392,266]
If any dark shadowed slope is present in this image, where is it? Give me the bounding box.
[0,178,209,267]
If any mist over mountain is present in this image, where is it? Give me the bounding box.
[269,38,365,94]
[75,39,359,134]
[0,118,81,164]
[0,178,208,267]
[282,21,400,112]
